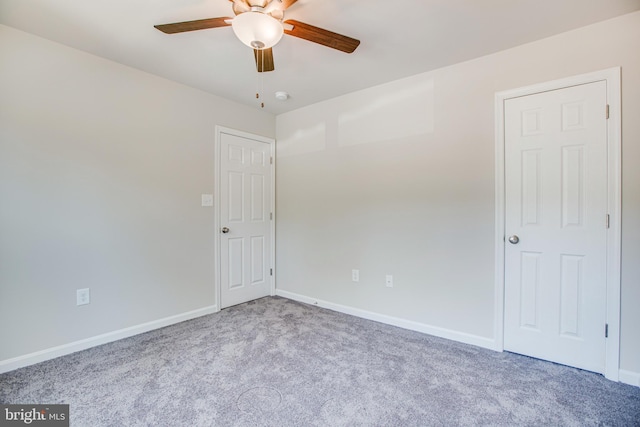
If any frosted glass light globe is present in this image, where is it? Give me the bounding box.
[232,12,284,50]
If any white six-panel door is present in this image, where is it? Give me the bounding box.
[219,130,273,309]
[503,81,608,373]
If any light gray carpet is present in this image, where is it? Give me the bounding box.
[1,296,639,426]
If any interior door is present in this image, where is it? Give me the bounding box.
[503,81,608,373]
[219,130,273,309]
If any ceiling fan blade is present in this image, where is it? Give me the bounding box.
[154,17,232,34]
[283,20,360,53]
[254,48,275,72]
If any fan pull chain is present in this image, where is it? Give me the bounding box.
[254,49,266,108]
[255,65,260,101]
[260,49,265,108]
[255,49,261,104]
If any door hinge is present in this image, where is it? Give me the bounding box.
[606,214,610,229]
[605,323,609,338]
[270,268,273,276]
[270,156,273,165]
[606,104,610,119]
[270,212,273,220]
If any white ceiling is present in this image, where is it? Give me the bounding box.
[2,0,639,115]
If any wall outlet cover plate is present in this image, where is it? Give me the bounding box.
[201,194,214,207]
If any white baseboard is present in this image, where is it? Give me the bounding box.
[619,369,640,387]
[276,289,496,350]
[0,305,218,374]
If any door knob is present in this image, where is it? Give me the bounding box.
[508,235,519,244]
[221,227,230,234]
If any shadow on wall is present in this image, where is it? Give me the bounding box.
[277,75,435,157]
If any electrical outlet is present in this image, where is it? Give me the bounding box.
[385,275,393,288]
[201,194,214,207]
[77,288,90,306]
[352,269,359,282]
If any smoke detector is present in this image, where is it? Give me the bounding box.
[275,91,289,101]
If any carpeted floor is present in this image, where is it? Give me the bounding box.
[1,296,639,426]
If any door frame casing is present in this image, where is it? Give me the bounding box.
[493,68,622,381]
[214,126,276,311]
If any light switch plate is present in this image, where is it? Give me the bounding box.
[201,194,214,207]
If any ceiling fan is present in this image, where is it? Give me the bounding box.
[154,0,361,73]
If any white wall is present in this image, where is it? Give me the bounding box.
[275,11,640,379]
[0,25,274,363]
[2,10,639,381]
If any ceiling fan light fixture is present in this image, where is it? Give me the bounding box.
[232,11,284,50]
